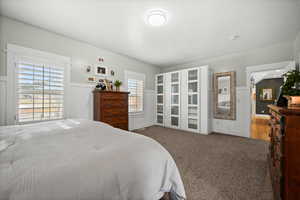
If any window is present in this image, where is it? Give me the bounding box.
[128,79,144,112]
[125,71,145,113]
[16,63,64,123]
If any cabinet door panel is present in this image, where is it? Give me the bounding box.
[180,70,188,130]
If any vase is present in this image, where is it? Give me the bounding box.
[116,86,120,91]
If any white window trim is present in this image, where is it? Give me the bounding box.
[124,70,146,115]
[6,44,71,125]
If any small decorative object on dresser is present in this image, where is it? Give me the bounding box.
[282,69,300,107]
[93,90,129,131]
[268,105,300,200]
[114,80,122,91]
[95,79,106,90]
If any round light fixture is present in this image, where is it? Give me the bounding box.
[146,9,168,26]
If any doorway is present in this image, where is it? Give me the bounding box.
[249,70,284,141]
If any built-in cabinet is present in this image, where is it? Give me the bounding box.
[156,74,164,125]
[155,66,210,134]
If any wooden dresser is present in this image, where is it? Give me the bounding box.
[93,90,129,131]
[268,105,300,200]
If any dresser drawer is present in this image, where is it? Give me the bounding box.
[102,115,128,124]
[110,123,128,130]
[101,93,128,100]
[101,99,128,108]
[102,108,128,118]
[268,105,300,200]
[94,91,129,131]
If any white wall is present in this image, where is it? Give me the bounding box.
[0,16,158,128]
[161,43,294,137]
[294,31,300,65]
[0,16,160,90]
[212,87,248,137]
[0,76,6,126]
[67,84,155,130]
[161,41,294,87]
[128,90,155,130]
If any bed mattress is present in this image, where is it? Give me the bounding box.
[0,119,186,200]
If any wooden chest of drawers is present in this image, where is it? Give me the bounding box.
[268,105,300,200]
[93,90,129,131]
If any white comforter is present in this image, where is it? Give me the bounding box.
[0,119,186,200]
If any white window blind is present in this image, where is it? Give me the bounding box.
[128,79,144,113]
[16,63,64,123]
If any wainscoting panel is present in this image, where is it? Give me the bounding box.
[67,83,94,120]
[212,87,250,138]
[0,76,7,126]
[1,80,155,130]
[68,83,155,131]
[128,90,155,130]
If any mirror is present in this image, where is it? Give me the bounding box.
[213,71,236,120]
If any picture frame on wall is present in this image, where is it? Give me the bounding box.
[87,76,96,83]
[213,71,236,120]
[259,88,275,101]
[95,65,108,76]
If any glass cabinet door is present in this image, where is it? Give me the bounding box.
[188,69,198,81]
[188,118,198,129]
[156,74,164,125]
[188,94,198,105]
[188,82,197,93]
[171,84,179,93]
[157,75,164,84]
[171,73,179,82]
[188,106,197,117]
[170,72,180,128]
[171,95,179,104]
[157,85,163,94]
[171,106,179,115]
[157,115,163,124]
[187,69,199,131]
[157,95,163,104]
[157,105,163,114]
[171,116,179,126]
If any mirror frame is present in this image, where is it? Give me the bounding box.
[213,71,236,120]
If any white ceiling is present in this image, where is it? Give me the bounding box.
[1,0,300,67]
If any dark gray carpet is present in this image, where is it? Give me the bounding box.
[135,126,273,200]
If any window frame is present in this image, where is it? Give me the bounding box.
[16,62,65,123]
[6,44,71,125]
[124,71,145,115]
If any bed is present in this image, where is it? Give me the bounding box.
[0,119,186,200]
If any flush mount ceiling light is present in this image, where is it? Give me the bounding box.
[146,9,168,27]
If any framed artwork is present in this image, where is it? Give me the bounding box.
[87,76,96,83]
[213,71,236,120]
[95,65,108,76]
[259,88,275,101]
[85,65,92,73]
